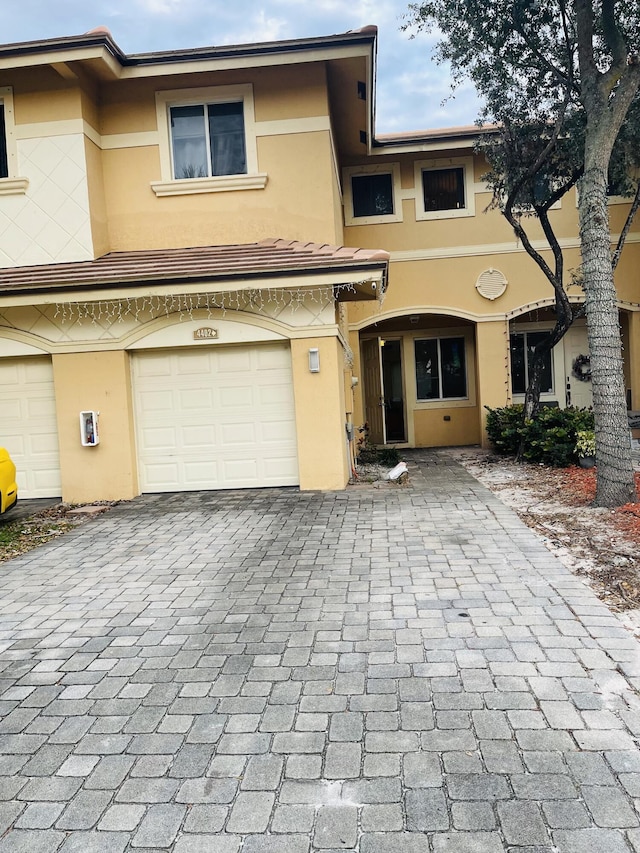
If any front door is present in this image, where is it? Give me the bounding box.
[564,325,593,409]
[362,338,385,444]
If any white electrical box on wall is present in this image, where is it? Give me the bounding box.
[80,411,100,446]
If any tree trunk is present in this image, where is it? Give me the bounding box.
[578,163,636,507]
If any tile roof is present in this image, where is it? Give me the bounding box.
[0,238,390,296]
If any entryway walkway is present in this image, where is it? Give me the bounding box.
[0,451,639,852]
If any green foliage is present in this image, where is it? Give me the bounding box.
[357,441,401,467]
[575,429,596,457]
[378,447,401,466]
[485,404,594,466]
[485,404,525,456]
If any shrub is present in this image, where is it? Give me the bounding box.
[485,404,525,456]
[485,404,594,466]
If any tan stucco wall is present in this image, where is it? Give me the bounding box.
[413,407,480,446]
[475,320,511,446]
[291,336,349,490]
[100,129,339,250]
[51,350,139,503]
[84,138,110,259]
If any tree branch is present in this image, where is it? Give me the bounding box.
[612,179,640,270]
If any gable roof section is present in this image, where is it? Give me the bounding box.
[0,238,389,300]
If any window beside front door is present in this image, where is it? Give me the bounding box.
[415,336,467,400]
[510,331,553,394]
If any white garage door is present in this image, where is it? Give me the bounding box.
[132,343,299,492]
[0,357,62,498]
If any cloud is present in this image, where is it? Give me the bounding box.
[220,10,288,45]
[135,0,189,14]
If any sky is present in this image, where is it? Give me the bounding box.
[2,0,483,134]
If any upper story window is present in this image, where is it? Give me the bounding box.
[152,84,267,197]
[415,157,475,221]
[423,167,464,212]
[343,164,402,226]
[170,102,246,179]
[352,173,393,217]
[415,336,467,401]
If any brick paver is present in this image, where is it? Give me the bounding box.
[0,449,639,850]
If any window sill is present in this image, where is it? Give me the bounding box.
[0,177,28,196]
[416,207,474,221]
[151,173,268,197]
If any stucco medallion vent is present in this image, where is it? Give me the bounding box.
[476,268,507,300]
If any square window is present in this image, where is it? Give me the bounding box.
[352,173,394,218]
[415,336,467,401]
[170,101,246,179]
[414,157,475,220]
[423,167,465,212]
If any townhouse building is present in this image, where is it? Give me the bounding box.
[0,25,637,502]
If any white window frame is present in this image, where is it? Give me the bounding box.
[0,87,28,196]
[152,84,267,197]
[414,156,475,221]
[343,163,403,226]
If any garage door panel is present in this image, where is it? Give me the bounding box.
[183,460,219,483]
[220,423,256,445]
[133,343,299,492]
[222,458,259,481]
[3,399,23,420]
[217,349,253,372]
[182,425,217,447]
[140,426,178,450]
[180,388,215,410]
[219,386,254,407]
[138,389,175,413]
[0,357,61,498]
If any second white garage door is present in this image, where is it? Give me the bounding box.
[0,357,62,498]
[132,343,299,492]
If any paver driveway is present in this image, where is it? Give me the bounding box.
[1,451,640,852]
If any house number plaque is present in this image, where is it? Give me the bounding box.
[193,327,218,340]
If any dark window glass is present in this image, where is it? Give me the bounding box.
[0,106,7,179]
[415,337,467,400]
[352,173,394,217]
[422,167,465,211]
[440,337,467,398]
[510,331,553,394]
[510,334,526,394]
[170,101,246,179]
[208,102,246,176]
